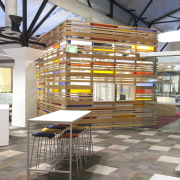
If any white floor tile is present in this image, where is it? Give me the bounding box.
[139,131,157,136]
[92,130,111,134]
[168,135,180,139]
[93,146,106,152]
[123,139,141,144]
[9,126,19,130]
[113,135,132,139]
[92,135,98,138]
[157,155,180,164]
[175,164,180,172]
[11,130,27,134]
[30,163,52,170]
[107,144,129,150]
[10,133,27,137]
[150,174,180,180]
[0,150,24,158]
[85,164,117,175]
[173,144,180,149]
[92,138,105,143]
[143,138,162,143]
[149,145,171,152]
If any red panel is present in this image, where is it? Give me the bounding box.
[136,72,153,75]
[59,61,66,65]
[131,72,153,75]
[136,90,153,93]
[90,23,118,28]
[53,43,60,49]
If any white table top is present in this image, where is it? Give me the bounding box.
[0,104,9,110]
[28,110,91,124]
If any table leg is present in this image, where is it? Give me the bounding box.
[90,112,93,155]
[69,124,72,180]
[27,121,30,180]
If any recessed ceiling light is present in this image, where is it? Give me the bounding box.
[158,30,180,42]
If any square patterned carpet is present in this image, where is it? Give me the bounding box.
[0,127,180,180]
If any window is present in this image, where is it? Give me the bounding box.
[0,68,12,93]
[93,83,115,102]
[116,84,135,101]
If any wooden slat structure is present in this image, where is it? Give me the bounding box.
[35,19,158,128]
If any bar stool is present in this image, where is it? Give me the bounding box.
[58,132,82,179]
[30,132,55,169]
[73,124,93,160]
[41,125,67,161]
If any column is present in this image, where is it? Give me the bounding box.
[3,47,43,127]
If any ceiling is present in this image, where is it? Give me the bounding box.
[81,0,180,32]
[0,0,180,62]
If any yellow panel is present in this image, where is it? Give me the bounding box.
[93,70,114,74]
[53,89,59,92]
[132,45,154,51]
[39,91,44,93]
[36,74,39,77]
[70,89,91,93]
[53,59,60,63]
[43,70,48,72]
[93,48,114,52]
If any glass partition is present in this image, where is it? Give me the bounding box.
[116,84,135,101]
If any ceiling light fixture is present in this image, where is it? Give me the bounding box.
[158,30,180,42]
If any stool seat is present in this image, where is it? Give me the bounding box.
[58,133,80,138]
[47,125,66,130]
[41,128,61,134]
[64,129,84,133]
[54,124,70,127]
[32,132,55,138]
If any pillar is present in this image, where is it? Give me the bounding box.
[3,47,43,127]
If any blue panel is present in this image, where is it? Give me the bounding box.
[53,71,60,74]
[59,82,67,85]
[132,28,156,32]
[136,83,155,86]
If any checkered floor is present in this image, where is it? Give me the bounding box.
[0,127,180,180]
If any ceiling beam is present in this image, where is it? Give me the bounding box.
[153,19,180,24]
[29,4,57,37]
[27,0,48,36]
[134,0,153,26]
[149,7,180,26]
[0,33,46,47]
[0,0,5,12]
[108,0,114,18]
[87,0,92,8]
[111,0,150,27]
[22,0,28,46]
[168,15,180,20]
[0,41,18,45]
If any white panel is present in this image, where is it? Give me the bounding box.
[0,104,9,146]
